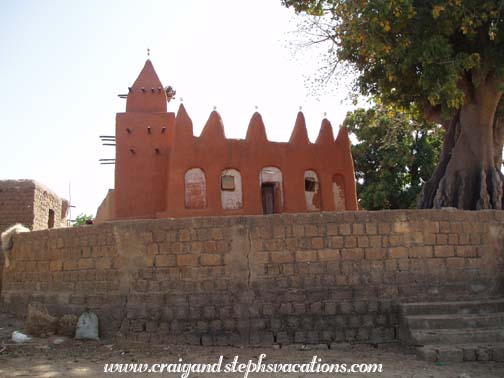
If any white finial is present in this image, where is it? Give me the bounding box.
[324,112,327,117]
[147,48,150,57]
[180,97,184,102]
[255,105,258,110]
[299,106,302,111]
[213,105,217,111]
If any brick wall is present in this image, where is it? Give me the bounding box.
[1,210,503,345]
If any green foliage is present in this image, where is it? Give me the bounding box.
[344,104,445,209]
[283,0,504,118]
[73,213,93,227]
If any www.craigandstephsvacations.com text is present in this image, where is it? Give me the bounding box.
[104,354,383,376]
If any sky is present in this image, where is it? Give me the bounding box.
[0,0,357,219]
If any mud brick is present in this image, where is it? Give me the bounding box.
[271,251,293,263]
[285,237,298,250]
[365,248,386,260]
[95,257,112,270]
[436,234,448,245]
[417,346,438,362]
[324,302,337,315]
[384,259,397,271]
[491,345,504,362]
[318,249,340,261]
[304,224,319,237]
[154,254,175,267]
[462,346,477,361]
[341,248,364,260]
[191,242,204,253]
[393,222,410,233]
[326,223,339,236]
[295,250,317,262]
[255,251,270,264]
[410,246,433,258]
[339,224,351,235]
[310,302,322,314]
[63,260,78,271]
[292,224,304,237]
[204,241,217,252]
[369,235,382,248]
[200,254,221,266]
[49,260,62,271]
[293,303,306,314]
[446,257,466,269]
[177,254,197,266]
[178,229,191,242]
[353,224,365,235]
[280,303,292,314]
[456,246,477,257]
[434,245,454,257]
[310,237,325,249]
[388,247,408,259]
[330,236,344,248]
[357,236,370,247]
[448,233,459,245]
[476,347,492,361]
[344,236,357,248]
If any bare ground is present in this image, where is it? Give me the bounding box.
[1,312,503,378]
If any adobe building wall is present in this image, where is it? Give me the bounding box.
[0,180,68,232]
[2,210,503,345]
[108,60,358,221]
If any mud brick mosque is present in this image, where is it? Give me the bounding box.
[95,60,358,222]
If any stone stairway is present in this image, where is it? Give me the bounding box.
[399,299,504,362]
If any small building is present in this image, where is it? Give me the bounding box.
[96,60,358,221]
[0,179,68,232]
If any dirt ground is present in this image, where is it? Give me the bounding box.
[1,312,504,378]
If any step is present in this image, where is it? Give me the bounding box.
[405,312,504,330]
[411,328,504,346]
[416,343,504,362]
[401,299,504,316]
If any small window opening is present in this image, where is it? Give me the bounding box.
[305,177,317,192]
[221,175,235,191]
[48,209,55,229]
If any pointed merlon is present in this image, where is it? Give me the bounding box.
[315,118,335,145]
[289,112,310,144]
[175,103,194,137]
[335,125,351,147]
[126,59,167,112]
[200,111,226,141]
[246,112,268,143]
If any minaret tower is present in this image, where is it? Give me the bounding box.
[114,60,175,218]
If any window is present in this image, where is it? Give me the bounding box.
[305,177,317,192]
[221,175,235,191]
[304,170,321,211]
[260,167,283,214]
[221,169,242,210]
[185,168,207,209]
[48,209,55,229]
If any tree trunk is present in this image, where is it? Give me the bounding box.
[419,80,504,210]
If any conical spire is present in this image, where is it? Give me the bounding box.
[289,112,310,144]
[126,59,167,113]
[200,111,226,141]
[315,118,335,145]
[132,60,163,89]
[246,112,268,143]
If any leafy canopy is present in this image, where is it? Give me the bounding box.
[283,0,504,118]
[344,104,444,209]
[73,213,93,227]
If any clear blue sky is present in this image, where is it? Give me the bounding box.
[0,0,356,218]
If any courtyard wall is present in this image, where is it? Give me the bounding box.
[1,210,503,345]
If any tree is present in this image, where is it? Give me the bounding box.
[73,213,93,227]
[283,0,504,209]
[344,104,444,210]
